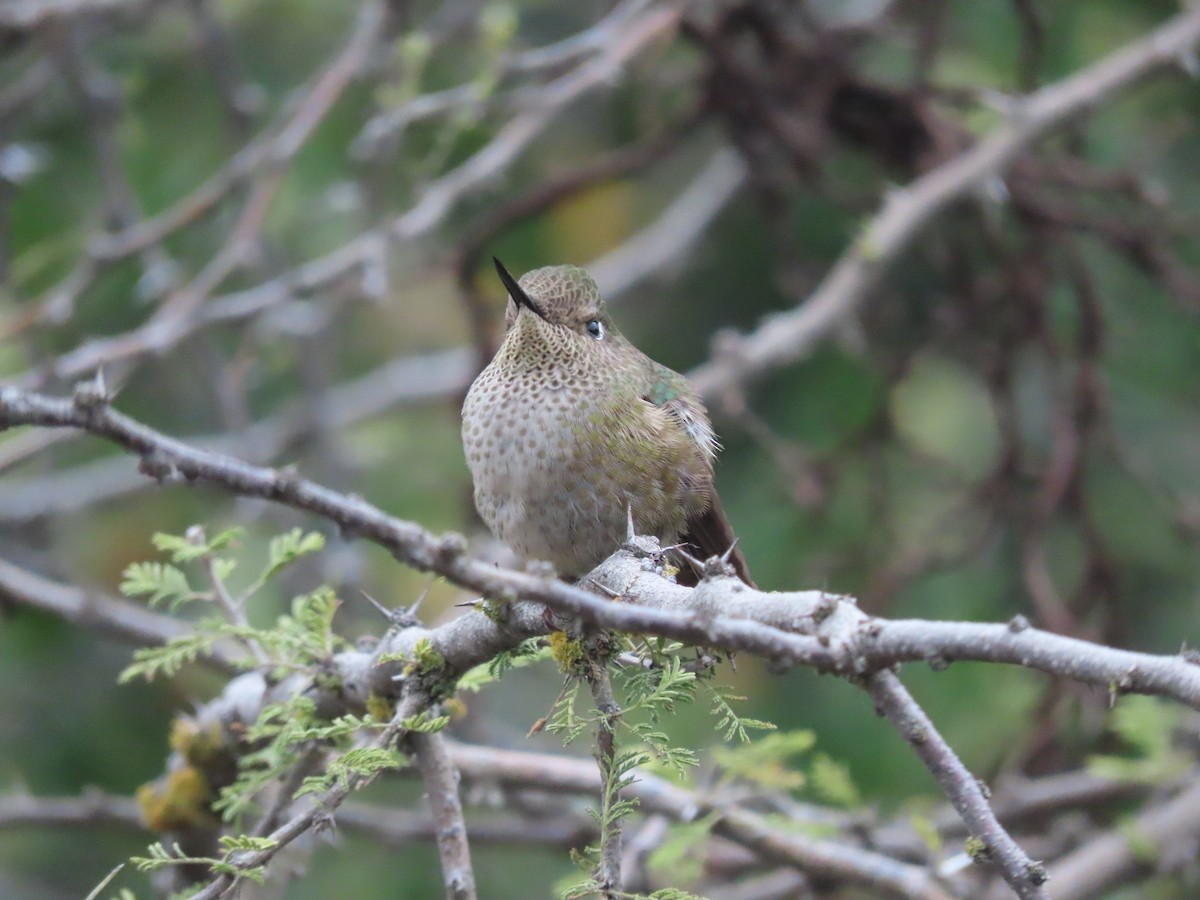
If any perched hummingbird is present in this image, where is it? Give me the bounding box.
[461,259,753,586]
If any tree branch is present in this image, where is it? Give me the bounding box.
[444,742,952,900]
[0,555,239,672]
[588,659,623,898]
[0,0,145,28]
[21,2,683,390]
[688,5,1200,398]
[5,383,1200,898]
[410,731,478,900]
[867,670,1046,898]
[185,688,429,900]
[2,384,1199,708]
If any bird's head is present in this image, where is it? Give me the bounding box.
[493,258,622,352]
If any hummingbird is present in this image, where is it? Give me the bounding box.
[461,259,753,586]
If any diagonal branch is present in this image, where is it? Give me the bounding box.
[867,670,1046,899]
[185,688,429,900]
[688,5,1200,398]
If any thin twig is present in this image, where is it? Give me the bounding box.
[445,742,951,900]
[590,148,747,300]
[410,730,478,900]
[22,3,681,389]
[588,660,623,898]
[200,544,269,666]
[866,670,1047,899]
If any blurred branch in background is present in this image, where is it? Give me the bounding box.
[3,0,1200,898]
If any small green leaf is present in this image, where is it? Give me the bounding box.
[713,730,815,791]
[810,752,861,807]
[261,529,325,583]
[647,813,719,885]
[401,710,450,733]
[217,835,278,853]
[120,562,192,609]
[119,631,222,683]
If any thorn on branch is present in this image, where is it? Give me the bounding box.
[433,533,468,565]
[1027,859,1048,886]
[312,807,337,836]
[270,464,301,499]
[591,581,622,598]
[138,450,183,484]
[361,589,425,629]
[668,543,703,573]
[926,652,950,672]
[1115,667,1137,692]
[72,370,113,412]
[700,553,737,582]
[1008,614,1031,632]
[804,594,840,631]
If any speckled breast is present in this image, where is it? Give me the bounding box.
[462,362,688,577]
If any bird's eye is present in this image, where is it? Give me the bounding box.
[586,319,604,339]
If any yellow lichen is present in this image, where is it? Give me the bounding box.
[169,715,224,766]
[548,630,587,675]
[136,765,212,831]
[365,693,395,721]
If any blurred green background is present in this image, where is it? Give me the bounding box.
[1,0,1199,896]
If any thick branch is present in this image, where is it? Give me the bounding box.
[6,385,1200,899]
[3,386,1199,710]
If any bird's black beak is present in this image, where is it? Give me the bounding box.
[493,257,547,321]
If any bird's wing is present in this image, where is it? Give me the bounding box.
[643,364,755,587]
[642,365,719,461]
